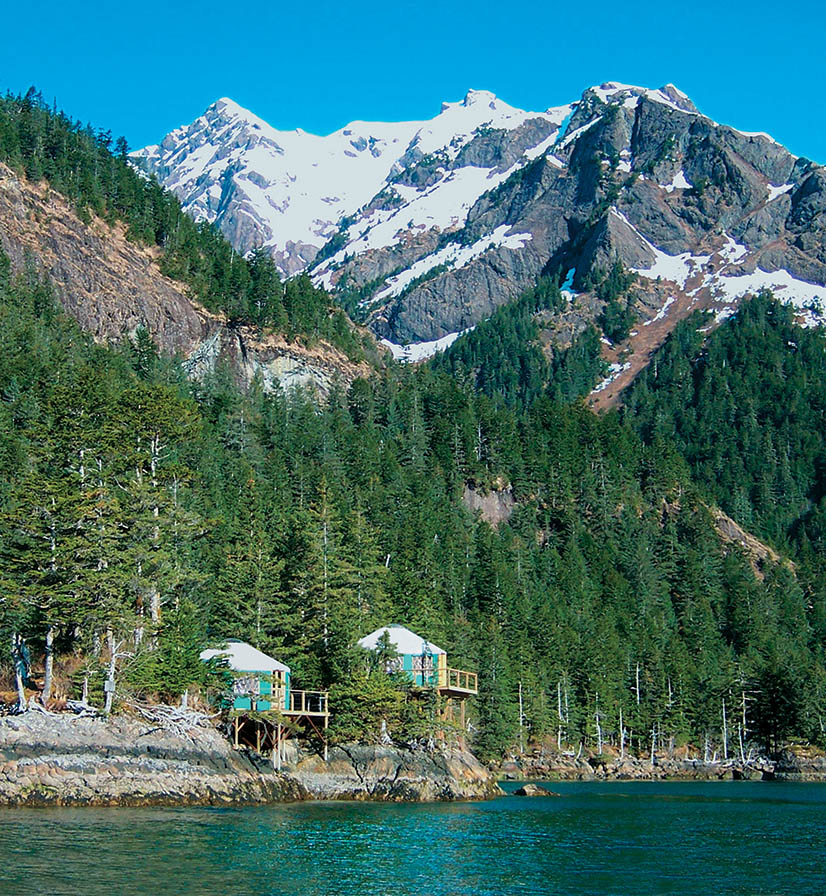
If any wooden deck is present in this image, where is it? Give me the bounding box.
[231,688,330,765]
[243,687,329,719]
[436,667,478,696]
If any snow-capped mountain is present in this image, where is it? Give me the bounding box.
[133,91,568,276]
[135,83,826,367]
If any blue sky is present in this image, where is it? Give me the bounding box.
[2,0,824,161]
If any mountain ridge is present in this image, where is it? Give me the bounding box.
[133,89,568,277]
[134,82,826,368]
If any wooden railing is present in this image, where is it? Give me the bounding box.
[284,689,328,716]
[236,686,328,716]
[437,667,478,694]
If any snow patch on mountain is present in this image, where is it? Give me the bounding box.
[643,296,676,325]
[524,124,571,160]
[664,170,692,193]
[767,182,795,201]
[611,209,710,288]
[707,268,826,325]
[719,235,749,264]
[594,361,631,393]
[315,165,535,282]
[380,329,471,363]
[613,208,825,330]
[411,89,556,159]
[558,118,600,150]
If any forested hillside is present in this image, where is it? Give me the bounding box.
[623,294,826,669]
[0,93,824,763]
[1,245,823,756]
[431,275,605,406]
[624,295,826,548]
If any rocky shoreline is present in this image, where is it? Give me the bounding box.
[3,712,823,808]
[0,711,499,807]
[496,745,826,783]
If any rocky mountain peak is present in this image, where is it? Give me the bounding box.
[462,89,498,108]
[211,96,249,118]
[133,90,567,277]
[135,84,826,371]
[582,82,698,114]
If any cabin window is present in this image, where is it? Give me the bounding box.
[233,676,260,696]
[412,655,434,675]
[384,656,402,674]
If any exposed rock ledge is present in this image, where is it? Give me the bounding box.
[290,743,500,801]
[0,713,499,807]
[496,745,826,782]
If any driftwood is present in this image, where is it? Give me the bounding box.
[66,700,99,717]
[125,702,219,740]
[25,697,99,717]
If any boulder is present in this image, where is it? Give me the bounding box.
[513,783,560,796]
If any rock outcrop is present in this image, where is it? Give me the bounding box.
[290,743,501,801]
[711,506,790,580]
[0,712,499,806]
[0,711,298,807]
[182,324,372,397]
[462,481,515,528]
[495,743,826,782]
[513,783,559,796]
[771,746,826,781]
[0,162,370,396]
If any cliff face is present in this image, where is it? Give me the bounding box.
[0,162,370,394]
[0,162,211,353]
[183,324,372,395]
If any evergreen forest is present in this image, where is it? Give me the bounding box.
[0,90,824,762]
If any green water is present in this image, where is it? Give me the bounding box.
[1,782,824,895]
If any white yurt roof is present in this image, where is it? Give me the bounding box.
[200,640,290,674]
[358,625,445,656]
